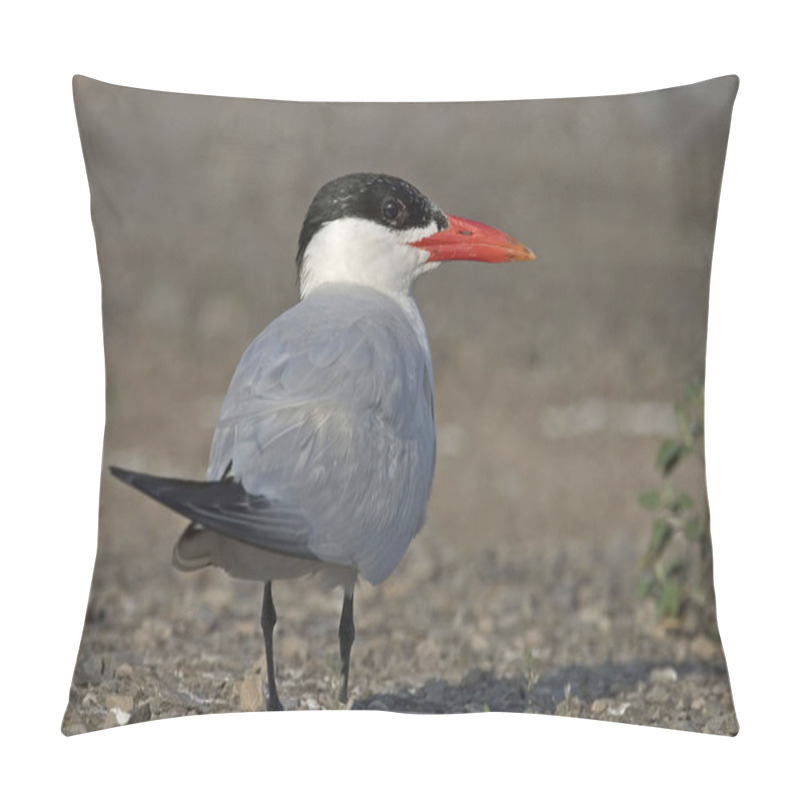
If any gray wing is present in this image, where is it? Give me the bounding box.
[208,284,436,584]
[110,466,321,562]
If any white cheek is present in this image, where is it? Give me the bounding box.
[299,217,441,297]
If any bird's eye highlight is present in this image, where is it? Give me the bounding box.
[382,197,404,224]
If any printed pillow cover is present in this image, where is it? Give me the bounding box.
[64,74,738,735]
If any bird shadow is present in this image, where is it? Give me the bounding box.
[352,660,729,714]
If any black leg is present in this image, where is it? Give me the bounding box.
[261,582,283,711]
[338,590,355,703]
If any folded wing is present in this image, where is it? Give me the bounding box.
[110,466,325,563]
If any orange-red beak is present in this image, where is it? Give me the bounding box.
[412,214,535,264]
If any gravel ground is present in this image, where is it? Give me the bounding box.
[63,514,736,735]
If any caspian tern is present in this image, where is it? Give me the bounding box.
[112,173,535,710]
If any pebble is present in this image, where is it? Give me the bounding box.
[115,663,133,680]
[691,635,718,661]
[591,698,609,714]
[133,618,172,648]
[650,667,678,684]
[703,713,738,736]
[130,703,152,725]
[63,724,87,736]
[239,672,264,712]
[76,654,106,683]
[106,694,134,713]
[646,685,670,704]
[103,707,131,728]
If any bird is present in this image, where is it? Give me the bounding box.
[111,172,535,711]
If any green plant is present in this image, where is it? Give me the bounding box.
[637,380,716,634]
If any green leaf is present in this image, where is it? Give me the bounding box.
[651,518,673,557]
[670,493,694,514]
[638,490,662,510]
[656,439,687,475]
[637,575,654,597]
[658,579,682,618]
[666,557,687,579]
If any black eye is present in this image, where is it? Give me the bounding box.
[382,197,405,224]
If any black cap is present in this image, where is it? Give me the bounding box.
[296,173,448,271]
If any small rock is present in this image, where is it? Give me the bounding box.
[63,723,87,736]
[112,708,131,726]
[129,703,152,725]
[76,654,106,684]
[691,697,706,711]
[107,694,134,713]
[115,663,133,680]
[103,708,131,728]
[590,698,609,714]
[691,635,718,661]
[646,685,670,704]
[239,672,264,712]
[133,618,172,648]
[703,713,739,736]
[650,667,678,684]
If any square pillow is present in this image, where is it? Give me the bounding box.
[64,74,738,734]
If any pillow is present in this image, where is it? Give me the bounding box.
[64,75,738,734]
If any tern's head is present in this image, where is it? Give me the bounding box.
[296,173,535,298]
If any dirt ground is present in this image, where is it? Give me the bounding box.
[63,488,736,733]
[63,77,738,736]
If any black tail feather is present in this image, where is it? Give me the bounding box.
[109,465,323,563]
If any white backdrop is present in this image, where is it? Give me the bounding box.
[4,2,796,797]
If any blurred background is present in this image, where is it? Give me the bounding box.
[65,75,738,731]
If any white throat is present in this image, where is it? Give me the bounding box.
[299,217,441,299]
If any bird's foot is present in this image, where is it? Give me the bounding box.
[266,694,284,712]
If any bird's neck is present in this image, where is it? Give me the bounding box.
[298,218,436,300]
[300,282,433,376]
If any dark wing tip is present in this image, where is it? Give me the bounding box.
[109,465,135,484]
[107,465,327,565]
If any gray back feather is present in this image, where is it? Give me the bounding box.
[208,284,436,584]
